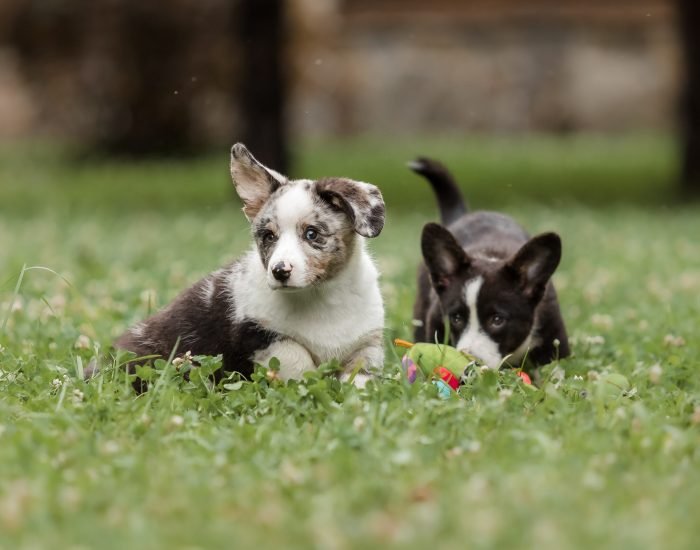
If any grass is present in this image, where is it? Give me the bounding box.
[1,135,699,549]
[0,134,679,215]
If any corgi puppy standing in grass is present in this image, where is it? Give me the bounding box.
[409,158,569,372]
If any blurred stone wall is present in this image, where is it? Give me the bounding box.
[0,0,241,148]
[0,0,682,142]
[288,0,680,136]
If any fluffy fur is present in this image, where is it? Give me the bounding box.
[116,143,386,388]
[410,158,570,370]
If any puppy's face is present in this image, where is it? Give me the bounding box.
[230,144,385,290]
[421,223,561,368]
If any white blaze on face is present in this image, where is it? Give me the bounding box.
[456,276,503,369]
[267,184,314,288]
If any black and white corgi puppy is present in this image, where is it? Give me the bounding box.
[116,144,386,387]
[409,158,569,370]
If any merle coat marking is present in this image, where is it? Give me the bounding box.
[410,158,570,370]
[116,144,386,388]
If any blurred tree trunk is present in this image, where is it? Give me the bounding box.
[237,0,288,173]
[102,5,194,156]
[678,0,700,196]
[11,0,200,157]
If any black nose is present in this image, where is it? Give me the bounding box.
[272,262,292,282]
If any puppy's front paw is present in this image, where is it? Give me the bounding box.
[340,371,372,388]
[340,341,384,388]
[253,340,316,381]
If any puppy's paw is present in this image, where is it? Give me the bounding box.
[253,339,316,381]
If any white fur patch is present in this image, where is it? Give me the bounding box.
[275,183,315,226]
[129,322,145,339]
[252,339,316,381]
[473,253,502,263]
[456,276,502,369]
[199,278,215,304]
[266,184,315,288]
[341,372,371,388]
[230,239,384,370]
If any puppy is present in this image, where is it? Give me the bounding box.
[115,143,386,387]
[409,158,569,369]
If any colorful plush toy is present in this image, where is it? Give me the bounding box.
[394,338,532,396]
[395,339,472,390]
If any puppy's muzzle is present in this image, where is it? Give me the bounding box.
[272,261,292,282]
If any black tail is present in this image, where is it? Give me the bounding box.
[408,157,467,226]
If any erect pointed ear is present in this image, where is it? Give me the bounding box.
[421,223,470,292]
[315,177,385,238]
[230,143,287,220]
[505,232,562,301]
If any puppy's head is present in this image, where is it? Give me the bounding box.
[230,143,385,290]
[421,223,561,368]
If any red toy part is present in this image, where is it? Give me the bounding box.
[435,366,460,390]
[516,371,532,385]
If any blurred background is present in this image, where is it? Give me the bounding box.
[0,0,698,208]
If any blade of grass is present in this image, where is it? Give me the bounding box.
[2,264,72,333]
[2,263,26,333]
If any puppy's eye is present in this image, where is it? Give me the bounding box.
[304,227,319,241]
[488,314,506,329]
[450,312,465,326]
[261,231,276,244]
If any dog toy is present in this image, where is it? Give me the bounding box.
[394,339,476,395]
[394,339,532,395]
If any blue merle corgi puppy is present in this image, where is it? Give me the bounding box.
[409,158,569,370]
[116,144,386,387]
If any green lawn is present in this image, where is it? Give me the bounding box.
[1,137,699,549]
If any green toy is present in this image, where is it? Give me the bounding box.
[394,339,477,396]
[394,339,532,396]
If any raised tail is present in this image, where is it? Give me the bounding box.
[407,157,467,226]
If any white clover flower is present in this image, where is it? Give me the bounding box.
[663,334,686,348]
[498,388,513,401]
[591,314,613,330]
[74,335,91,350]
[649,364,663,384]
[101,441,120,455]
[168,415,184,428]
[172,350,193,369]
[466,440,482,453]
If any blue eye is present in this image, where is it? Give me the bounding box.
[304,227,318,241]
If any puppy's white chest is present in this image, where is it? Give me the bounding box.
[279,288,383,362]
[232,250,384,363]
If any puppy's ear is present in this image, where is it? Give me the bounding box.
[421,223,469,292]
[316,178,385,238]
[505,232,561,301]
[230,143,286,220]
